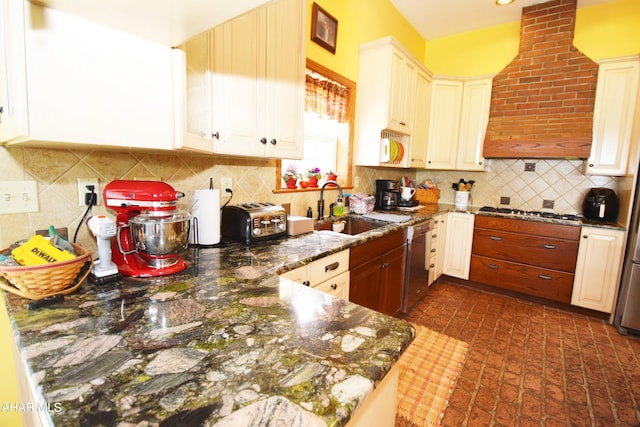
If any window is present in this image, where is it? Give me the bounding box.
[275,59,355,192]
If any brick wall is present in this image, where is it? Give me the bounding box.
[483,0,599,158]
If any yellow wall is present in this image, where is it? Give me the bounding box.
[424,0,640,76]
[305,0,425,82]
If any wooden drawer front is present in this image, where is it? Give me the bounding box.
[474,215,580,240]
[472,228,579,272]
[308,249,349,286]
[315,271,350,300]
[350,229,406,268]
[470,255,574,303]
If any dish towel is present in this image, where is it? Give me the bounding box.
[362,212,412,223]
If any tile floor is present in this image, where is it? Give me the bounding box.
[400,278,640,426]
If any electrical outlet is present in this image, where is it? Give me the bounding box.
[524,162,536,172]
[500,196,510,205]
[77,178,99,206]
[221,177,232,191]
[543,199,554,209]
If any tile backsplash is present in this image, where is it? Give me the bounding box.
[0,146,618,252]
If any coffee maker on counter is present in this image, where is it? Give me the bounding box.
[375,179,399,210]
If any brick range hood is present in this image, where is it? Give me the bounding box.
[483,0,599,159]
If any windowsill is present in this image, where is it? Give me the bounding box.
[272,185,354,194]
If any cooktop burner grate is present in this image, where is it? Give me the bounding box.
[478,206,580,222]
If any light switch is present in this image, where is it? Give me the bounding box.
[0,180,39,214]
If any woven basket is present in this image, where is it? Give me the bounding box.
[0,242,93,300]
[415,188,440,204]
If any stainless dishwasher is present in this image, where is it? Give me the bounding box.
[402,220,433,313]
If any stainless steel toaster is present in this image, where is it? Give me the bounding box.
[221,203,287,245]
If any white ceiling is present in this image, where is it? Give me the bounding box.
[389,0,615,40]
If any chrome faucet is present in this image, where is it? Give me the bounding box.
[318,181,344,220]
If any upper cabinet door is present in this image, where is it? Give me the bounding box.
[456,78,492,171]
[3,1,176,149]
[408,68,432,168]
[425,79,462,169]
[586,57,640,176]
[210,0,304,159]
[425,77,492,171]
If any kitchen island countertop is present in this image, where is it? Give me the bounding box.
[1,208,452,426]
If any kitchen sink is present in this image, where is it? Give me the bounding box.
[314,216,388,236]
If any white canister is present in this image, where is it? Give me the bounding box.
[455,191,470,210]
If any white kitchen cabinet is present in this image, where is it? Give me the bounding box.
[571,226,625,313]
[209,0,304,159]
[354,36,432,169]
[432,212,447,281]
[585,57,640,176]
[0,0,27,143]
[425,77,492,171]
[2,0,177,150]
[30,0,271,47]
[408,68,432,168]
[443,211,474,280]
[279,249,350,300]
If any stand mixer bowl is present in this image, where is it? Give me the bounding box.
[129,211,191,258]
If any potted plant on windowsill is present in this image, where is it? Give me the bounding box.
[282,165,301,189]
[325,170,338,186]
[307,167,322,188]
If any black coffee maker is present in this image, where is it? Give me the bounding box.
[375,179,399,210]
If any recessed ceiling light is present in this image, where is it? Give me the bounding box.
[496,0,515,5]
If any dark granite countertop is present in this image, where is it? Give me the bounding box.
[2,208,454,426]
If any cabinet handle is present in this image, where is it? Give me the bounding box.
[260,137,267,144]
[432,234,437,238]
[538,274,552,280]
[380,262,389,269]
[542,244,556,249]
[486,264,499,269]
[489,236,502,241]
[303,280,310,286]
[325,262,339,272]
[330,283,337,290]
[429,264,435,268]
[588,163,594,167]
[583,235,588,239]
[400,121,406,126]
[431,248,436,253]
[270,138,277,145]
[212,132,220,139]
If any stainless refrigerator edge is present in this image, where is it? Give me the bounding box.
[615,175,640,335]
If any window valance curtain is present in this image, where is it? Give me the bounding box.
[305,70,348,123]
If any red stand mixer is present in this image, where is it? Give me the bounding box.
[103,180,191,277]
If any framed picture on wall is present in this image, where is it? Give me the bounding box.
[311,3,338,54]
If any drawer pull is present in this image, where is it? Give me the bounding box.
[486,264,499,270]
[538,274,552,280]
[542,244,556,250]
[330,283,337,290]
[489,236,502,241]
[303,280,310,286]
[325,262,339,272]
[380,262,389,269]
[432,234,438,238]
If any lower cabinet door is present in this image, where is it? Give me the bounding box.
[350,257,382,311]
[380,244,407,316]
[315,271,350,300]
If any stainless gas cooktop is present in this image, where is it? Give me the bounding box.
[478,206,580,222]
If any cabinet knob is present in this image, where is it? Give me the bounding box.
[260,138,267,144]
[330,283,337,290]
[588,164,594,167]
[303,280,310,286]
[583,235,588,239]
[212,132,220,139]
[427,160,432,164]
[270,138,277,145]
